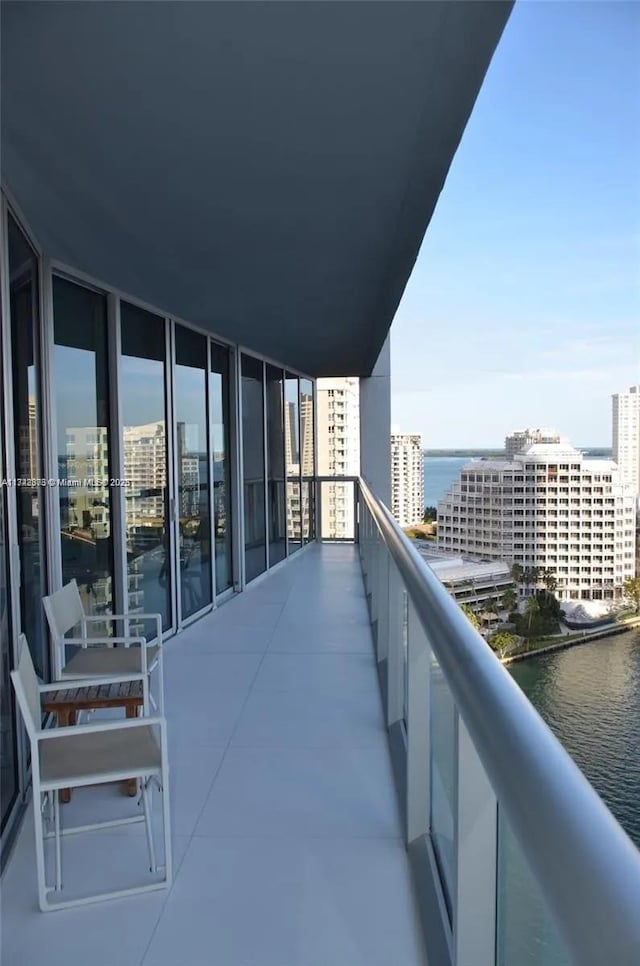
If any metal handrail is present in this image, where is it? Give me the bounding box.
[358,476,640,964]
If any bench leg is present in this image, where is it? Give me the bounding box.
[124,704,139,797]
[58,710,74,804]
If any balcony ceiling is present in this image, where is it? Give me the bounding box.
[1,1,511,376]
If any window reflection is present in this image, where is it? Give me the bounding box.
[267,365,286,565]
[210,342,233,594]
[300,378,315,543]
[242,355,266,581]
[285,374,301,552]
[121,303,171,632]
[8,215,48,675]
[175,326,212,619]
[53,277,114,621]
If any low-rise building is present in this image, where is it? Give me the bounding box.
[417,545,514,609]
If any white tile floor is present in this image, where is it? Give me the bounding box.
[1,544,427,966]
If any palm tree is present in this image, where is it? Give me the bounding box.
[540,568,557,605]
[510,563,523,585]
[525,595,540,634]
[502,587,518,613]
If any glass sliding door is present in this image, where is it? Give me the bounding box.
[300,377,315,544]
[285,373,301,552]
[266,365,286,566]
[210,342,233,595]
[174,325,212,620]
[7,215,48,676]
[121,303,172,632]
[241,355,266,582]
[53,277,114,619]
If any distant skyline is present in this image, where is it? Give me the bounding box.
[390,1,640,448]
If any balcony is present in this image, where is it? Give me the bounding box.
[4,482,640,966]
[1,543,426,966]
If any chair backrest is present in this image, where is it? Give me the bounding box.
[42,579,84,639]
[10,634,41,740]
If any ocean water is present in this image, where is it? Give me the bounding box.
[497,629,640,964]
[423,453,610,509]
[510,628,640,848]
[423,456,481,507]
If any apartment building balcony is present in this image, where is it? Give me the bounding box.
[2,4,639,964]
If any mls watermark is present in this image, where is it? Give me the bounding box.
[0,478,131,488]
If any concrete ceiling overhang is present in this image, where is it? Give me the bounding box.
[1,1,512,376]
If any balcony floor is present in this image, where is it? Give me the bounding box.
[1,544,426,966]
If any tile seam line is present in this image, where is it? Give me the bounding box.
[140,585,290,963]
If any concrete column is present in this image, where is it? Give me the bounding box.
[359,334,391,507]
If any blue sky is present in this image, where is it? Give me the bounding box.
[390,0,640,448]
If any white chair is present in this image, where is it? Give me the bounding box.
[42,580,164,713]
[10,634,172,911]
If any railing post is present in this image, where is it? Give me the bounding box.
[406,599,430,844]
[453,716,498,966]
[376,540,389,661]
[316,478,323,542]
[386,561,404,726]
[361,507,370,583]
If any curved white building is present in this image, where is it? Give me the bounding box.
[437,440,636,601]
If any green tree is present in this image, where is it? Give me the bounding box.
[423,506,437,523]
[460,604,480,630]
[623,576,640,614]
[489,631,518,660]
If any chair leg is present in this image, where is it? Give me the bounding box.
[141,778,157,874]
[160,733,172,886]
[33,789,49,912]
[53,790,62,892]
[156,650,165,715]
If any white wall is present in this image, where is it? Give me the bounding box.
[359,334,391,507]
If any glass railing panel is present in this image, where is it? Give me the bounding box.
[430,649,458,918]
[402,589,409,724]
[497,808,571,965]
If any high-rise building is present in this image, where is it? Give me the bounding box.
[316,378,360,539]
[391,433,424,527]
[437,439,636,601]
[612,385,640,497]
[505,428,561,459]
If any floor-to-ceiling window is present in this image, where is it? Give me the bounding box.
[52,277,114,618]
[174,325,212,621]
[121,303,172,632]
[266,364,286,565]
[210,342,233,595]
[285,373,301,552]
[0,361,18,837]
[300,377,315,544]
[8,215,48,676]
[241,355,266,582]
